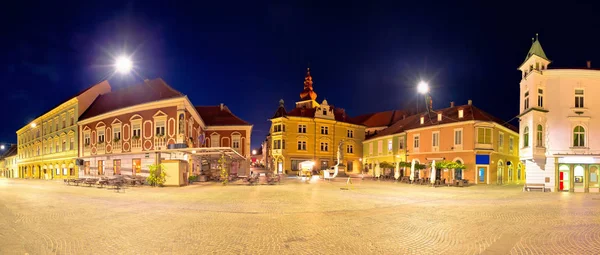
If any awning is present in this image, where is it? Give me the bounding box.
[168,147,246,160]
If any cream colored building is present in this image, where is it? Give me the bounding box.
[519,35,600,192]
[16,81,111,179]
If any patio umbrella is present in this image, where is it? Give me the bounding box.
[394,162,400,180]
[431,160,436,184]
[409,159,415,182]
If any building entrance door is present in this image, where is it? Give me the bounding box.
[277,162,283,174]
[478,167,486,184]
[559,164,570,191]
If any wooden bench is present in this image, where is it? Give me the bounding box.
[523,183,546,192]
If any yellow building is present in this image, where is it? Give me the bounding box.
[16,81,111,179]
[269,69,365,175]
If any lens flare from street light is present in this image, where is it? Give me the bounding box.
[417,81,429,94]
[252,150,257,155]
[115,56,133,74]
[0,145,5,150]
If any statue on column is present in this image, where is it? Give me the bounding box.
[332,140,344,178]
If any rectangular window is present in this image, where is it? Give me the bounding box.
[84,133,91,146]
[291,160,302,171]
[62,114,66,128]
[369,143,373,155]
[55,118,59,131]
[113,127,121,141]
[537,89,544,107]
[321,126,329,135]
[132,123,141,138]
[524,91,530,110]
[320,142,329,151]
[113,159,121,175]
[155,120,166,136]
[458,109,464,118]
[273,124,282,132]
[398,137,405,150]
[499,133,504,151]
[297,141,306,151]
[509,137,514,152]
[575,89,584,108]
[347,130,354,138]
[98,160,104,175]
[69,168,74,176]
[98,130,105,143]
[477,128,492,144]
[62,138,66,151]
[454,129,463,145]
[414,135,420,149]
[232,141,240,149]
[378,140,383,154]
[388,140,393,151]
[132,159,142,175]
[84,161,90,175]
[346,145,354,153]
[298,124,307,133]
[69,137,74,150]
[273,140,282,149]
[63,168,67,176]
[432,132,439,147]
[55,140,59,152]
[70,114,74,126]
[56,168,60,175]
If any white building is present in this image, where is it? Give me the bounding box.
[519,35,600,192]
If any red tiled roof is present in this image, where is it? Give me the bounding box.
[352,110,409,127]
[283,107,358,124]
[195,105,251,126]
[79,78,183,121]
[367,104,517,140]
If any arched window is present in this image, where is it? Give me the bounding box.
[573,126,585,147]
[523,126,529,147]
[536,125,543,147]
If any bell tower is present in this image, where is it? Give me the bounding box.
[296,68,320,109]
[518,34,549,170]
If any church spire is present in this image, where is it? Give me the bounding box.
[299,67,318,101]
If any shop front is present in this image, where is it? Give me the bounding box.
[556,156,600,193]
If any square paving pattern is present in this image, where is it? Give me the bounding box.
[1,178,599,254]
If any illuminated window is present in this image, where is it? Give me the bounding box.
[536,125,543,147]
[477,128,492,144]
[523,127,529,147]
[458,109,464,118]
[575,89,584,108]
[573,126,585,147]
[524,91,529,110]
[537,89,543,107]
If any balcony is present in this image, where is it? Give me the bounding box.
[83,145,91,156]
[112,140,122,153]
[131,139,142,152]
[154,137,166,150]
[96,143,105,154]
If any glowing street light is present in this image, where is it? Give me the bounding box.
[252,150,257,155]
[115,56,133,74]
[417,81,429,94]
[0,145,5,150]
[31,123,37,128]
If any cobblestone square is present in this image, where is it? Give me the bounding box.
[1,178,599,254]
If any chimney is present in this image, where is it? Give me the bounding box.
[587,61,591,69]
[220,103,224,111]
[450,101,455,107]
[468,100,472,105]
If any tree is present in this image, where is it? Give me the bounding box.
[379,161,395,169]
[219,154,229,185]
[147,164,167,187]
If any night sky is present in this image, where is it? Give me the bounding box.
[2,1,600,149]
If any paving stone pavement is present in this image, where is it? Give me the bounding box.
[1,178,600,255]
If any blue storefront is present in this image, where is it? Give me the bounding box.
[475,154,490,184]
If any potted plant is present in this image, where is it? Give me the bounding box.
[113,137,120,143]
[188,175,197,184]
[132,135,140,140]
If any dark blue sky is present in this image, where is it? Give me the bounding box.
[2,1,600,149]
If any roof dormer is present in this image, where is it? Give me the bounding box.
[315,99,335,120]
